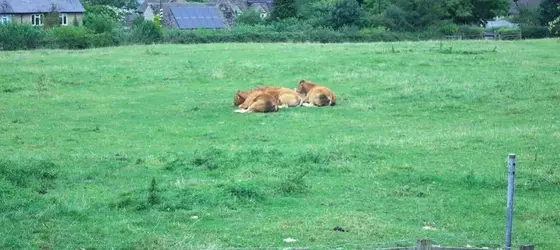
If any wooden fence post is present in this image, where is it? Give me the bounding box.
[520,245,535,250]
[417,239,432,250]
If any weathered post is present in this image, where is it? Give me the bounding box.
[417,239,432,250]
[505,154,516,250]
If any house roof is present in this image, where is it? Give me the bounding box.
[0,0,85,14]
[486,19,519,28]
[509,0,542,15]
[247,0,273,3]
[207,0,274,12]
[168,3,226,29]
[137,0,187,13]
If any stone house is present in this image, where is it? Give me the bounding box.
[136,0,274,28]
[0,0,85,26]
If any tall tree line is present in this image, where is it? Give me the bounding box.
[270,0,558,31]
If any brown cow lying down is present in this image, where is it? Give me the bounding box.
[233,90,279,113]
[233,86,303,110]
[295,80,336,107]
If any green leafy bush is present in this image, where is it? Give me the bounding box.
[84,13,115,34]
[84,4,119,21]
[438,22,459,35]
[0,24,45,50]
[520,25,551,38]
[459,25,484,38]
[130,20,162,44]
[88,31,121,47]
[43,26,93,49]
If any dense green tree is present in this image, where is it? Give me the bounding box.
[539,0,560,25]
[327,0,369,29]
[84,4,120,22]
[442,0,473,23]
[378,0,446,30]
[470,0,510,22]
[296,0,511,30]
[510,4,540,25]
[293,0,321,19]
[363,0,390,14]
[270,0,297,20]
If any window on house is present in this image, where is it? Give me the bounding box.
[59,14,68,26]
[0,15,10,24]
[31,14,43,26]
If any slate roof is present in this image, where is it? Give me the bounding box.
[0,0,85,14]
[160,3,227,29]
[137,0,187,14]
[170,4,226,29]
[486,19,519,28]
[247,0,273,10]
[207,0,274,12]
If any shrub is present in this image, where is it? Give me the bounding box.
[84,13,115,34]
[357,26,387,37]
[44,26,92,49]
[520,25,551,38]
[130,20,163,44]
[0,24,45,50]
[459,25,484,38]
[87,31,121,47]
[438,22,459,35]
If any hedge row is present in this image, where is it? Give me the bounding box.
[0,24,432,50]
[163,29,424,44]
[0,23,557,51]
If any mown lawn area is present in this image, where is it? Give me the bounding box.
[0,39,559,250]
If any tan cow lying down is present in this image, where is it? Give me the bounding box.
[233,86,303,113]
[295,80,336,107]
[233,90,279,113]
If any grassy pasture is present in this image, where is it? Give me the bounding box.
[0,40,559,250]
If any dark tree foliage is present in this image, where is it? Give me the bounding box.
[539,0,560,25]
[328,0,369,29]
[270,0,297,20]
[469,0,510,23]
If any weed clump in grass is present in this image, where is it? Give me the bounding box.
[149,177,160,206]
[191,148,224,171]
[278,168,310,195]
[163,148,230,171]
[0,159,57,194]
[227,183,264,202]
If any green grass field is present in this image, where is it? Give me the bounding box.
[1,39,559,250]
